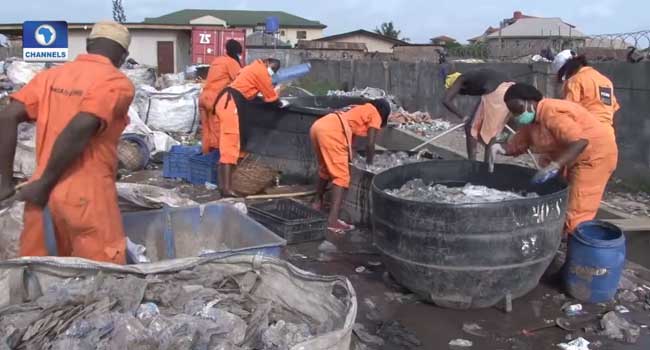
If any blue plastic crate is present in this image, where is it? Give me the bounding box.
[189,150,220,185]
[162,145,201,180]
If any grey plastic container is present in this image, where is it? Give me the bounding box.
[122,203,287,262]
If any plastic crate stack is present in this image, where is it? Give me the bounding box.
[189,150,220,185]
[162,145,201,181]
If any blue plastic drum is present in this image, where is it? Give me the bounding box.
[564,220,626,303]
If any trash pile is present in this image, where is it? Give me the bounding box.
[604,190,650,217]
[394,118,452,139]
[0,256,354,350]
[385,180,537,204]
[352,152,424,174]
[327,87,399,111]
[388,108,435,125]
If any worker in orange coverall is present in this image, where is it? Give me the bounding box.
[552,50,620,133]
[491,83,617,235]
[199,39,243,155]
[0,21,134,264]
[213,58,285,197]
[310,99,391,234]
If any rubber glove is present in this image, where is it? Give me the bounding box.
[487,144,507,173]
[532,162,561,184]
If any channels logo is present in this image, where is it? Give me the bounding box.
[23,21,68,62]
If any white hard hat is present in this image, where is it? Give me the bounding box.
[551,50,575,74]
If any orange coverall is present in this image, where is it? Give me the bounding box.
[214,59,278,164]
[199,56,241,154]
[11,54,135,264]
[310,103,382,188]
[564,66,620,128]
[505,99,618,234]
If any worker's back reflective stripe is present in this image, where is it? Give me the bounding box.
[599,86,612,106]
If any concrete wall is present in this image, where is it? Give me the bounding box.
[246,48,392,67]
[69,28,191,73]
[301,59,650,188]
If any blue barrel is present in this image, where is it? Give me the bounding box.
[565,220,626,303]
[265,16,280,33]
[272,63,311,85]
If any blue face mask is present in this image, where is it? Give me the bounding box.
[516,103,536,125]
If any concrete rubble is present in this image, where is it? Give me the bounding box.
[352,152,424,174]
[0,267,317,350]
[385,179,538,204]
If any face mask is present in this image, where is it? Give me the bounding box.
[267,67,275,77]
[516,103,536,125]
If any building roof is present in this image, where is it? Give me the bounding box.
[246,32,292,48]
[314,29,408,46]
[144,9,326,29]
[431,35,457,42]
[484,17,585,39]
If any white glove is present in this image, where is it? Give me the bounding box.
[491,144,507,157]
[279,99,290,108]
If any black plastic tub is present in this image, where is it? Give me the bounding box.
[371,160,568,309]
[238,96,369,184]
[341,150,440,227]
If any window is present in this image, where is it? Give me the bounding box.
[297,31,307,40]
[280,30,286,37]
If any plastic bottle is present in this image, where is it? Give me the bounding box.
[272,63,311,85]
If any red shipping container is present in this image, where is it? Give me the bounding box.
[191,27,247,65]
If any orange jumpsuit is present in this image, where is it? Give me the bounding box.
[199,56,241,154]
[564,66,620,129]
[214,59,278,164]
[505,99,618,234]
[11,54,135,264]
[310,103,382,188]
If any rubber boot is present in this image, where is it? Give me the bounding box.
[219,164,239,198]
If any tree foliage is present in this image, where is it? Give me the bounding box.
[112,0,127,23]
[375,22,409,42]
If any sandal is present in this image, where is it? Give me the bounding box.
[328,220,355,235]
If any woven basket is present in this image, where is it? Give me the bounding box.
[232,156,279,196]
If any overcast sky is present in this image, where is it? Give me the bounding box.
[1,0,648,43]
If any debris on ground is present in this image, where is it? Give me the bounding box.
[318,240,339,253]
[352,152,425,174]
[0,264,323,349]
[449,338,473,348]
[563,304,583,317]
[394,118,452,139]
[385,179,537,204]
[615,305,630,314]
[384,292,417,304]
[353,323,385,347]
[557,337,590,350]
[462,323,488,337]
[388,108,436,124]
[616,289,639,303]
[377,320,422,348]
[600,311,641,344]
[0,201,24,260]
[604,191,650,217]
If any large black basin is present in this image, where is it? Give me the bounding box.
[239,96,369,184]
[371,160,568,309]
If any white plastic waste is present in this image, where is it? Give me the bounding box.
[123,106,180,156]
[134,84,201,134]
[116,183,197,211]
[159,72,186,89]
[557,337,590,350]
[0,201,24,260]
[6,60,45,85]
[0,34,9,48]
[121,66,156,87]
[13,123,36,179]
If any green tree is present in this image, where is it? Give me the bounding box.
[112,0,127,23]
[375,22,409,42]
